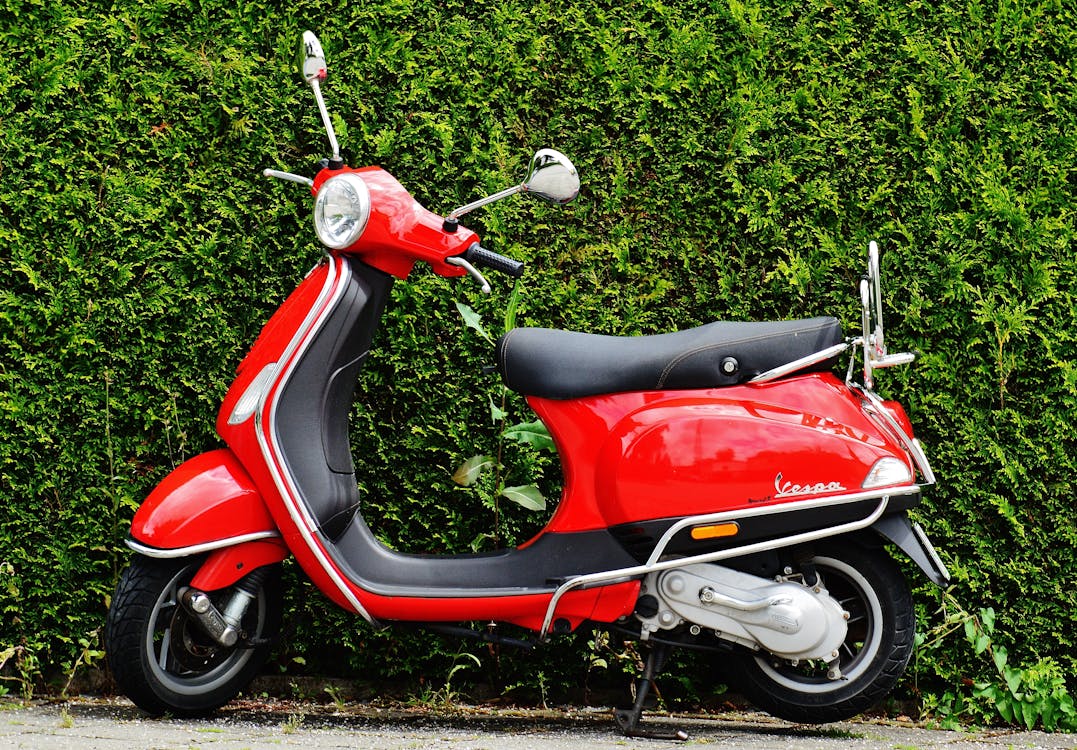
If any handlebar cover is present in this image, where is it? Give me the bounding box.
[464,243,525,277]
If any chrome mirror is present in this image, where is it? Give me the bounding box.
[445,148,580,227]
[299,31,328,84]
[522,148,580,204]
[297,31,342,166]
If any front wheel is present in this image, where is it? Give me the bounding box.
[735,545,914,723]
[105,556,282,716]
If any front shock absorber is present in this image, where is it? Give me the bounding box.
[181,567,270,648]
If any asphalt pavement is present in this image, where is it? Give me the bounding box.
[3,697,1076,750]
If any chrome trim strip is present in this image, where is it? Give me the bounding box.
[644,486,917,568]
[748,342,849,384]
[125,531,279,559]
[858,387,936,485]
[911,520,951,584]
[254,258,378,625]
[538,494,893,637]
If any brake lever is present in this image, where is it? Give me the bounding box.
[263,169,315,187]
[446,256,491,294]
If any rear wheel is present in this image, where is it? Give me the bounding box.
[735,545,914,723]
[105,556,282,716]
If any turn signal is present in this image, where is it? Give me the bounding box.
[690,522,740,540]
[227,363,278,425]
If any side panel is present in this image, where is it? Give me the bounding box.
[217,262,334,467]
[532,373,915,532]
[130,449,278,550]
[352,581,641,631]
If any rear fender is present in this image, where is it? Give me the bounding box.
[129,449,280,553]
[872,512,951,587]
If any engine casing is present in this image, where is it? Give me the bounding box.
[640,563,849,661]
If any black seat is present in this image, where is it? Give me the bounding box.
[496,317,843,399]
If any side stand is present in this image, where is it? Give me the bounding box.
[613,642,689,741]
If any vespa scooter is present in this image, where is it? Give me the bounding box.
[106,32,949,738]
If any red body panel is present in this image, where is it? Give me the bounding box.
[130,449,277,550]
[190,538,289,592]
[348,581,641,631]
[218,263,332,464]
[530,373,912,532]
[312,166,478,279]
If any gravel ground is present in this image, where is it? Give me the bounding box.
[2,697,1076,750]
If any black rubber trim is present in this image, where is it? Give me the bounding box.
[274,259,393,539]
[329,514,640,596]
[609,493,919,563]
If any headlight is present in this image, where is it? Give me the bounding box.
[313,173,371,249]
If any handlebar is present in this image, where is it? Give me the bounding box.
[263,168,314,187]
[463,243,525,278]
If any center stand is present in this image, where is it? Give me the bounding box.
[613,642,689,741]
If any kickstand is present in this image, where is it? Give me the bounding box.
[613,642,689,741]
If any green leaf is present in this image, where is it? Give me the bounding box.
[980,607,996,633]
[503,420,555,452]
[501,484,546,511]
[452,455,495,486]
[974,633,990,655]
[503,280,521,332]
[1020,699,1038,730]
[963,618,977,644]
[1041,699,1057,732]
[1003,665,1023,695]
[993,645,1009,672]
[469,531,496,552]
[489,394,507,424]
[455,301,492,344]
[996,696,1015,723]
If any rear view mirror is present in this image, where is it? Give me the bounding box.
[523,148,580,204]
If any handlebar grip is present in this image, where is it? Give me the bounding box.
[464,243,525,278]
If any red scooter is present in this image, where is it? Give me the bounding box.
[106,32,949,738]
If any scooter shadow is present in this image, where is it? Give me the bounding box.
[61,697,859,742]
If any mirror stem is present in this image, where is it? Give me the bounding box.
[446,184,524,223]
[309,78,342,167]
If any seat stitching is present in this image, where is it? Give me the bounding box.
[499,328,518,387]
[655,321,837,389]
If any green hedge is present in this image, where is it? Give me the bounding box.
[2,0,1075,723]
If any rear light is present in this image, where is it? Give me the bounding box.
[863,457,913,488]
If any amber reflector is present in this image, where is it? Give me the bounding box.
[690,522,740,540]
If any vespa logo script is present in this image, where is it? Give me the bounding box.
[774,472,847,499]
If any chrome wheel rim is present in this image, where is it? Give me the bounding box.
[753,556,884,694]
[143,564,265,696]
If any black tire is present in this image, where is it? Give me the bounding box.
[105,556,282,716]
[735,545,914,723]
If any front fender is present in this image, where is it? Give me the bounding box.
[129,449,279,553]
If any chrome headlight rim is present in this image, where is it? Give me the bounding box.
[313,172,372,250]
